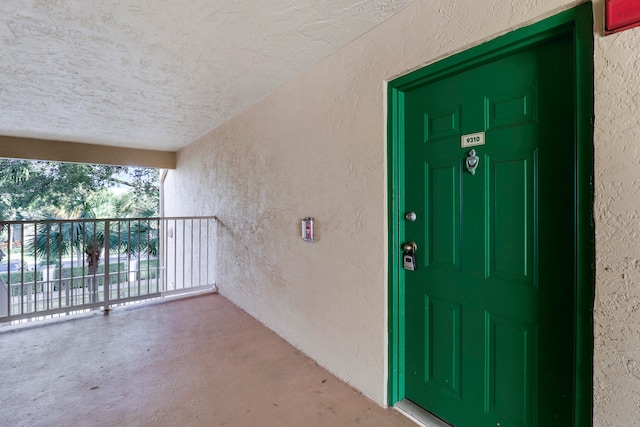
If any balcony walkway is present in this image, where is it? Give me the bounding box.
[0,292,417,427]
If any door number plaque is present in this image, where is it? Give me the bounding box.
[461,132,485,148]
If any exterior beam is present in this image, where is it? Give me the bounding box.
[0,135,176,169]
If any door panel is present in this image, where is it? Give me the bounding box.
[425,107,462,142]
[425,296,462,397]
[403,34,575,427]
[426,161,461,270]
[484,313,535,426]
[485,86,537,130]
[487,151,535,285]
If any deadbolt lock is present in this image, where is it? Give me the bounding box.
[402,242,417,253]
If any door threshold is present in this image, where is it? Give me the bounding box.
[395,400,453,427]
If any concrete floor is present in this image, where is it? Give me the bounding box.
[0,293,417,427]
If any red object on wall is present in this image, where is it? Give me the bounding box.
[606,0,640,34]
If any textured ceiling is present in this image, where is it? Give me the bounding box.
[0,0,413,152]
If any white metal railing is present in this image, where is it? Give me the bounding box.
[0,216,217,324]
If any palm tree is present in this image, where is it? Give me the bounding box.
[113,219,159,258]
[31,203,117,266]
[30,202,158,280]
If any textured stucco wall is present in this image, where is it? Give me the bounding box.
[165,0,640,422]
[593,2,640,425]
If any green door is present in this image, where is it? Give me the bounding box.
[403,34,576,426]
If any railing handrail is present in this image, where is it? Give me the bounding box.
[0,216,217,226]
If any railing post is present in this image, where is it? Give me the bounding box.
[160,218,166,292]
[0,276,8,318]
[103,220,110,314]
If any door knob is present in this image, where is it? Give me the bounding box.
[405,212,417,222]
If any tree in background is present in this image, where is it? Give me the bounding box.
[31,202,116,266]
[0,159,159,221]
[31,200,158,267]
[1,159,159,268]
[0,160,160,298]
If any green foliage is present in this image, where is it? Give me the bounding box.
[32,219,117,261]
[0,160,162,300]
[0,270,39,285]
[113,220,159,257]
[0,159,159,221]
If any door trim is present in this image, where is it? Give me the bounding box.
[387,4,594,425]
